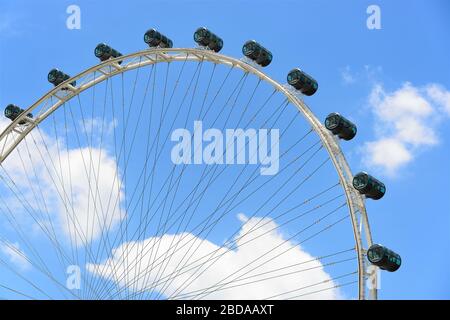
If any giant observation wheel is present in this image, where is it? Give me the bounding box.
[0,28,400,300]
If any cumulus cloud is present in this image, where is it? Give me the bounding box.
[0,117,125,245]
[87,215,341,300]
[0,241,31,271]
[362,82,450,176]
[49,147,126,244]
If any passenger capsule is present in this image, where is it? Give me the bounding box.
[48,69,76,87]
[4,104,33,125]
[287,68,318,96]
[193,27,223,52]
[94,43,123,63]
[144,29,173,48]
[242,40,272,67]
[325,112,357,141]
[367,244,401,272]
[352,172,386,200]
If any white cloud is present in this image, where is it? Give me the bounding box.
[0,117,125,246]
[426,84,450,116]
[50,147,126,245]
[87,215,341,300]
[0,241,31,271]
[341,66,355,84]
[362,82,450,176]
[363,138,412,174]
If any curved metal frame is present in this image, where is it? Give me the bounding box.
[0,47,376,300]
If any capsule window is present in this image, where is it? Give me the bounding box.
[353,175,367,189]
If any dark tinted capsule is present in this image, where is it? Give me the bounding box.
[4,104,33,125]
[367,244,401,272]
[144,29,173,48]
[48,69,76,87]
[325,112,357,141]
[242,40,272,67]
[287,68,318,96]
[194,27,223,52]
[94,43,123,63]
[352,172,386,200]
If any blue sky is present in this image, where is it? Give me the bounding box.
[0,0,449,299]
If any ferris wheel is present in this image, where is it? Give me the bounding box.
[0,27,401,300]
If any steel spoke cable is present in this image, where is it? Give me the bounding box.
[133,62,171,296]
[0,240,58,299]
[0,102,98,298]
[190,205,349,299]
[87,65,157,298]
[171,199,342,298]
[0,282,38,300]
[183,203,348,300]
[110,59,143,298]
[147,67,250,299]
[0,196,77,299]
[51,111,79,278]
[89,59,188,298]
[109,149,334,298]
[0,168,72,277]
[13,141,69,280]
[139,63,216,299]
[99,58,190,253]
[59,103,114,257]
[127,193,351,299]
[86,64,140,299]
[103,81,284,298]
[25,125,111,298]
[89,130,314,300]
[145,59,208,299]
[104,104,314,296]
[63,100,79,261]
[80,68,123,299]
[118,75,274,298]
[62,98,124,298]
[93,59,205,298]
[135,62,178,298]
[0,231,80,299]
[174,256,356,300]
[94,65,243,299]
[106,64,233,243]
[285,276,358,300]
[0,51,363,301]
[128,247,355,299]
[83,71,99,299]
[150,76,261,299]
[266,271,358,300]
[163,143,327,298]
[84,75,118,298]
[93,59,207,298]
[85,66,125,300]
[156,146,323,297]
